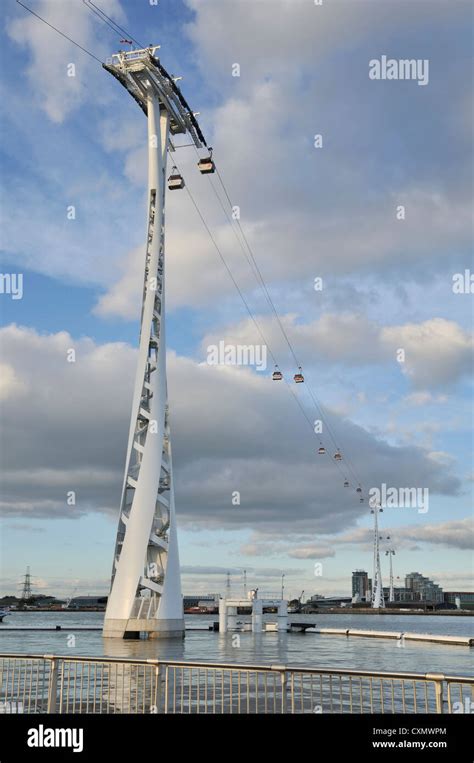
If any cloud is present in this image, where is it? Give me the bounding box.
[404,518,473,551]
[81,0,474,319]
[181,566,242,576]
[93,244,144,320]
[0,324,134,518]
[382,319,473,388]
[0,324,461,534]
[239,539,336,560]
[7,0,125,123]
[185,0,457,85]
[403,392,448,406]
[287,546,336,560]
[0,363,26,400]
[201,314,473,389]
[338,517,473,551]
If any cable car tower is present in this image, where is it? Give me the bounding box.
[370,502,385,609]
[102,46,209,638]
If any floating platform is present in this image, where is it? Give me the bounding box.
[311,627,474,646]
[1,624,471,645]
[0,624,217,633]
[0,625,103,632]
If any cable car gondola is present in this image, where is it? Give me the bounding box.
[344,480,349,487]
[356,486,362,493]
[334,451,342,461]
[197,149,216,175]
[294,367,304,383]
[168,167,185,190]
[272,365,283,381]
[318,446,326,455]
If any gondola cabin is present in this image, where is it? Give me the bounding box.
[168,172,185,190]
[197,156,215,174]
[294,367,304,383]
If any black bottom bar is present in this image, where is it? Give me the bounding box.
[0,713,472,761]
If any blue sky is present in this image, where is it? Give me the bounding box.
[0,0,472,600]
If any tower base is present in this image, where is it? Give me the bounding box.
[103,618,185,639]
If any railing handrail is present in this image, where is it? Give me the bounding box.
[1,652,473,683]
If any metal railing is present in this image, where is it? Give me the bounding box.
[0,654,472,714]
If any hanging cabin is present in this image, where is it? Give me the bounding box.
[197,154,216,174]
[294,367,304,383]
[168,170,185,190]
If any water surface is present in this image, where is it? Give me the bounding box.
[1,611,472,676]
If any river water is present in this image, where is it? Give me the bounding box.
[1,611,473,676]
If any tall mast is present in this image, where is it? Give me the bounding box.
[102,46,208,639]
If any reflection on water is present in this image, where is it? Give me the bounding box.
[1,612,473,676]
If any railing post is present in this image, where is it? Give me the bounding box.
[154,665,163,714]
[271,665,289,713]
[435,680,444,714]
[280,670,287,714]
[426,673,445,713]
[46,658,59,714]
[148,659,163,714]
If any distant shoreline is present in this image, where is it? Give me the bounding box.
[5,608,473,616]
[309,609,474,616]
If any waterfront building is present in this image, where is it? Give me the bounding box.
[183,594,219,609]
[405,572,444,603]
[352,570,369,601]
[69,596,108,610]
[443,591,474,610]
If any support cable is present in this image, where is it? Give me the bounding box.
[16,0,103,63]
[173,159,352,485]
[82,0,146,49]
[196,150,365,491]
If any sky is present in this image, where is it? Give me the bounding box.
[0,0,472,601]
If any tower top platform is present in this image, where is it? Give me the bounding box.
[103,46,207,148]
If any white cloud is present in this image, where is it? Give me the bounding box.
[93,244,144,320]
[403,392,448,406]
[0,363,27,400]
[381,318,473,388]
[201,314,473,389]
[427,451,455,467]
[338,518,473,552]
[7,0,125,123]
[0,324,461,529]
[287,546,336,560]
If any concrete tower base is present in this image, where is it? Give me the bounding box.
[103,618,185,639]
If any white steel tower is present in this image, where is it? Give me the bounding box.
[370,503,385,610]
[102,47,209,639]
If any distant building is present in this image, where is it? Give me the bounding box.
[444,592,474,611]
[183,594,219,609]
[352,570,369,601]
[305,595,352,609]
[69,596,108,610]
[405,572,444,603]
[375,572,445,608]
